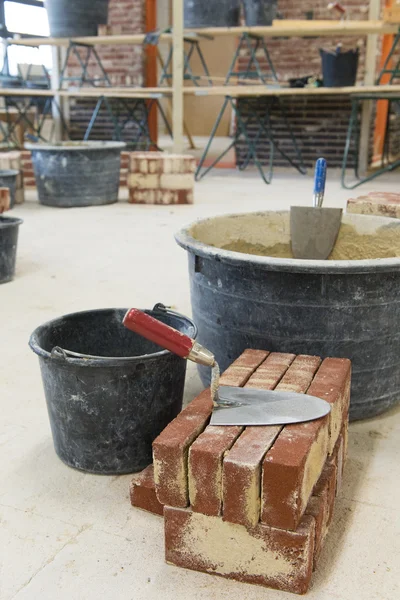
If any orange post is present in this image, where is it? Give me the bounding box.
[373,0,394,163]
[145,0,158,145]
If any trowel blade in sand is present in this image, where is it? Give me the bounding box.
[210,387,331,426]
[291,206,343,260]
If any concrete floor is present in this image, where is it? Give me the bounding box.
[1,169,400,600]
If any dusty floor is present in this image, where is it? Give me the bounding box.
[1,169,400,600]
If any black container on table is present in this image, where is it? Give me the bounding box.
[0,216,23,284]
[184,0,240,28]
[29,306,197,475]
[243,0,277,26]
[0,169,18,209]
[320,48,359,87]
[45,0,109,37]
[25,141,126,208]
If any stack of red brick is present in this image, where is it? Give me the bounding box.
[131,349,351,595]
[347,191,400,218]
[128,152,196,204]
[0,151,25,204]
[128,152,195,205]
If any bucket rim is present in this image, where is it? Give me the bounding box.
[28,306,198,367]
[25,141,127,152]
[175,210,400,274]
[0,215,23,228]
[0,169,19,177]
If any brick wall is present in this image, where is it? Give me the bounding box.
[68,0,145,141]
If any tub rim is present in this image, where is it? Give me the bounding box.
[0,215,23,229]
[25,141,126,152]
[29,307,198,368]
[175,210,400,274]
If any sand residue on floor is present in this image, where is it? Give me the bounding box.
[219,224,400,261]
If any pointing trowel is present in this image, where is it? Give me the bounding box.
[123,308,331,427]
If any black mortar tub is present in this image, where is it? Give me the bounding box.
[175,211,400,421]
[0,216,23,283]
[25,141,126,208]
[0,169,19,209]
[29,305,197,474]
[184,0,240,28]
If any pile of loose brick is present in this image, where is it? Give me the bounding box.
[130,349,351,595]
[127,152,195,205]
[347,191,400,218]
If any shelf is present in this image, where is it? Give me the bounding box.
[0,87,172,98]
[2,85,400,99]
[7,20,399,47]
[183,84,400,97]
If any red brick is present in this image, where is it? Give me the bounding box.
[188,426,242,515]
[305,492,328,569]
[313,463,337,529]
[0,187,10,213]
[261,355,331,531]
[222,352,296,529]
[307,358,351,455]
[152,390,213,508]
[164,506,316,595]
[129,465,163,516]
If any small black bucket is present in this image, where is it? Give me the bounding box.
[320,48,359,87]
[29,305,197,474]
[243,0,277,26]
[0,169,19,209]
[0,216,23,283]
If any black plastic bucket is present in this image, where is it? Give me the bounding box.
[0,216,23,283]
[243,0,277,26]
[29,305,197,474]
[25,141,126,208]
[184,0,240,28]
[320,48,359,87]
[176,211,400,421]
[45,0,109,38]
[0,169,18,209]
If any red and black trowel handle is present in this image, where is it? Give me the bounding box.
[123,308,215,368]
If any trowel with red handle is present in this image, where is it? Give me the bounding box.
[123,308,331,427]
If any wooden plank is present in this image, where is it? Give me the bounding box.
[358,0,381,175]
[7,20,399,47]
[183,84,400,97]
[172,0,184,153]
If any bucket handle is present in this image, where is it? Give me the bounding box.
[49,303,185,362]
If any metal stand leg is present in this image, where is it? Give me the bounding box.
[341,94,400,189]
[60,42,111,88]
[159,38,213,86]
[225,33,278,85]
[196,96,274,184]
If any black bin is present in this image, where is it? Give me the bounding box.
[29,305,197,474]
[0,216,23,283]
[320,48,359,87]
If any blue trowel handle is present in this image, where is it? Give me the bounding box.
[313,158,327,208]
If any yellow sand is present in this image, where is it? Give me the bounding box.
[220,224,400,260]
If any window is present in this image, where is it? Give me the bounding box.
[0,0,51,76]
[4,0,48,36]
